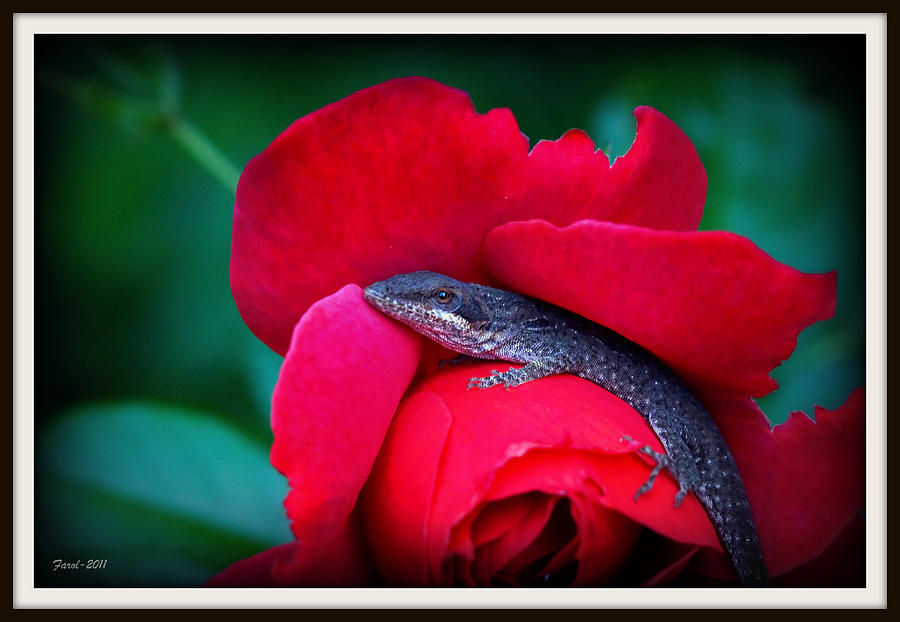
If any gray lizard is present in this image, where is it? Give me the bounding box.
[364,270,769,587]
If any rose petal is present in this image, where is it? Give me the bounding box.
[530,518,580,583]
[641,544,701,587]
[472,494,558,584]
[483,219,836,398]
[773,511,865,587]
[364,362,721,586]
[567,491,643,585]
[470,493,549,549]
[270,284,422,558]
[231,78,708,354]
[701,388,865,578]
[208,513,378,587]
[269,506,376,586]
[206,542,297,587]
[483,450,718,551]
[500,497,577,583]
[362,390,453,585]
[510,105,706,233]
[596,105,706,231]
[231,77,527,354]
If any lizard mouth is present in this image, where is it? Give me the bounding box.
[362,283,421,324]
[362,283,402,314]
[362,284,385,308]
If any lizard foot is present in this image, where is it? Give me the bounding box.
[619,436,690,508]
[466,362,558,391]
[467,369,511,391]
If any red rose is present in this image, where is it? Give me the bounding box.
[212,77,864,587]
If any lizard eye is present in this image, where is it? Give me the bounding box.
[431,288,460,311]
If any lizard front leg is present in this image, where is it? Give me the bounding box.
[466,361,558,390]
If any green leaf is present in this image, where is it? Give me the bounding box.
[36,402,292,587]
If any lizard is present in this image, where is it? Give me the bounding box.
[363,270,769,587]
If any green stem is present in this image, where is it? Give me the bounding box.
[168,118,241,194]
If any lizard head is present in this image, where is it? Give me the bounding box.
[363,271,504,357]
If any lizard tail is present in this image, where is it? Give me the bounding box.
[696,451,770,587]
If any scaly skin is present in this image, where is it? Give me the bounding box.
[364,270,769,587]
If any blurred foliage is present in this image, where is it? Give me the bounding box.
[35,403,292,586]
[33,35,865,586]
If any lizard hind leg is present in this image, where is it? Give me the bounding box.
[620,436,693,508]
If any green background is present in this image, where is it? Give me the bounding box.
[33,35,865,586]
